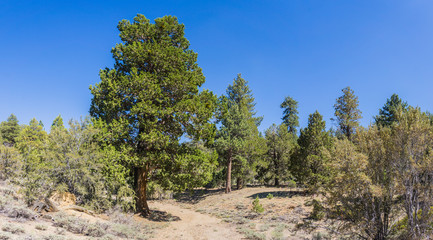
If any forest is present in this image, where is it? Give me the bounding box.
[1,14,433,240]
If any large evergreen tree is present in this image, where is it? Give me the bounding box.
[216,74,262,193]
[0,114,20,145]
[89,15,217,214]
[374,93,408,127]
[264,123,295,186]
[292,111,333,189]
[333,87,362,139]
[280,96,299,134]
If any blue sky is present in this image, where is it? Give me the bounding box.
[1,0,433,132]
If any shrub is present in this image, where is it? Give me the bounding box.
[252,197,264,213]
[287,180,296,188]
[266,193,274,199]
[312,232,330,240]
[0,232,11,240]
[0,146,21,181]
[35,224,47,231]
[2,224,25,234]
[240,228,266,240]
[7,206,37,220]
[309,199,325,220]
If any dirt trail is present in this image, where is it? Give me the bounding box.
[149,201,243,240]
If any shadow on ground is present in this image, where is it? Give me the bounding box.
[174,188,226,204]
[146,210,181,222]
[248,190,307,199]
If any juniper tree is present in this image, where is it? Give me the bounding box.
[90,15,217,214]
[333,87,362,139]
[15,118,48,204]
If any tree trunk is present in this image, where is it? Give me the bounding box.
[237,177,243,190]
[225,152,232,193]
[136,167,150,215]
[275,177,279,186]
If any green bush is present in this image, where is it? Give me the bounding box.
[252,197,264,213]
[287,180,296,188]
[266,193,274,199]
[14,118,135,212]
[309,199,325,220]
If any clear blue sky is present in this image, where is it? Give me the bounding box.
[1,0,433,132]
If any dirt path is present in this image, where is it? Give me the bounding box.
[149,201,244,240]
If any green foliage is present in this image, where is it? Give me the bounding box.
[15,118,49,205]
[326,107,433,239]
[0,114,20,145]
[261,123,296,186]
[12,117,134,211]
[266,193,273,199]
[280,96,299,134]
[287,179,296,188]
[291,111,333,190]
[252,196,264,213]
[374,93,408,127]
[0,145,21,180]
[332,87,361,139]
[215,74,264,192]
[51,115,65,129]
[89,14,217,213]
[309,199,325,220]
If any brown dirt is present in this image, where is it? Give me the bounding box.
[148,201,244,240]
[148,186,335,240]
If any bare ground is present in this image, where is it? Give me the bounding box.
[148,186,337,240]
[0,180,337,240]
[148,201,244,240]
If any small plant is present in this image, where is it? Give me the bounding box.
[259,224,270,232]
[240,228,266,240]
[309,199,325,220]
[35,224,47,231]
[252,196,264,213]
[0,232,11,240]
[43,235,66,240]
[266,193,274,199]
[287,180,296,188]
[312,232,330,240]
[7,206,37,220]
[271,223,286,239]
[1,224,25,234]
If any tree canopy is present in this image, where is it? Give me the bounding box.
[333,87,362,139]
[89,14,217,214]
[215,74,263,193]
[280,96,299,134]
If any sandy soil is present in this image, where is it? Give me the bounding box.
[149,201,244,240]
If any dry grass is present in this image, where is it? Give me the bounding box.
[0,180,164,240]
[171,186,339,239]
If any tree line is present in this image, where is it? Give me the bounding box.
[1,14,433,239]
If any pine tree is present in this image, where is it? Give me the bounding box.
[280,96,299,134]
[51,115,65,129]
[0,114,20,145]
[333,87,362,139]
[216,74,262,193]
[89,15,217,214]
[374,93,408,127]
[292,111,332,189]
[264,123,295,186]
